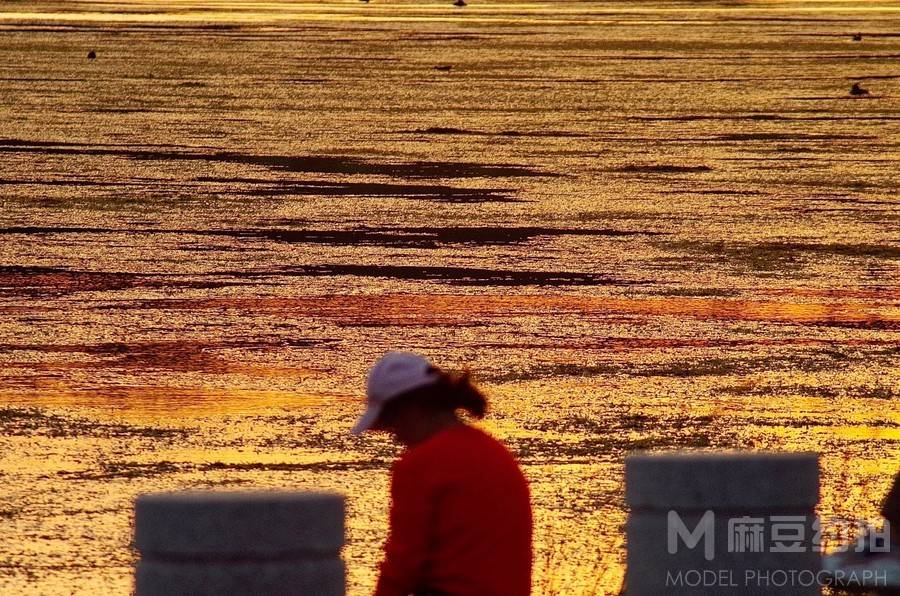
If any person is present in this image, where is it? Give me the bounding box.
[352,352,533,596]
[883,471,900,547]
[823,470,900,590]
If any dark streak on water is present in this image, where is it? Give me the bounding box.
[0,266,250,296]
[0,262,634,293]
[409,126,590,138]
[0,140,553,179]
[0,225,661,247]
[195,178,521,203]
[249,264,633,287]
[660,240,900,260]
[613,164,713,173]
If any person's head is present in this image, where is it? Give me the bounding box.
[351,352,487,446]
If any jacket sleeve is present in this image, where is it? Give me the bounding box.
[374,456,433,596]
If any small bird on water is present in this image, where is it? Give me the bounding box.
[87,50,96,60]
[434,65,452,72]
[852,32,863,41]
[453,0,466,6]
[850,82,869,96]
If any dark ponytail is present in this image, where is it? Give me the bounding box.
[392,368,488,419]
[440,370,487,418]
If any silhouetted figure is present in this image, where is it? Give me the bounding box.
[852,32,863,41]
[453,0,467,6]
[434,65,452,72]
[360,0,370,3]
[885,472,900,543]
[353,352,532,596]
[850,82,869,96]
[87,50,96,60]
[823,471,900,590]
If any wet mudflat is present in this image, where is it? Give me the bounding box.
[0,1,898,594]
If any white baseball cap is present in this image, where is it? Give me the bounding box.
[351,351,442,435]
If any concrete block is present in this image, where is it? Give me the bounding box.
[626,510,821,595]
[626,452,819,510]
[135,491,344,558]
[136,558,345,596]
[625,452,822,595]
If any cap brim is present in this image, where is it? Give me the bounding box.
[351,403,383,436]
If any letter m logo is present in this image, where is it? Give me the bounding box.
[668,510,715,561]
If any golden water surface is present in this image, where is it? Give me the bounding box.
[0,1,898,594]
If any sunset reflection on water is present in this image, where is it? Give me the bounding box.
[1,0,898,594]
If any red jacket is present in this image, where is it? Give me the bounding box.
[375,424,533,596]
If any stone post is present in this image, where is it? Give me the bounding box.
[134,491,345,596]
[625,452,820,595]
